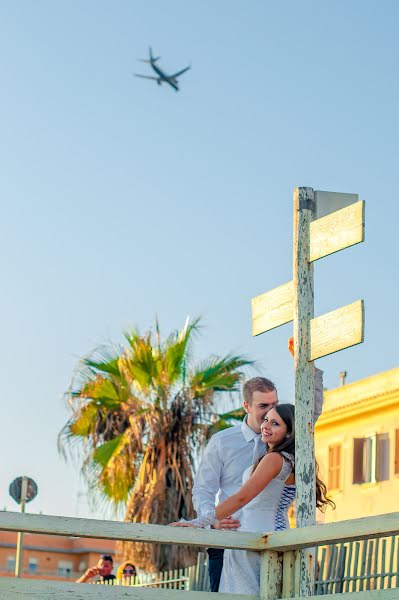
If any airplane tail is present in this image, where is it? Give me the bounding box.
[149,46,160,62]
[138,47,160,64]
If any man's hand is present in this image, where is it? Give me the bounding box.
[212,516,240,530]
[76,566,99,583]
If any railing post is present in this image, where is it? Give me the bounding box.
[282,550,296,598]
[260,549,282,600]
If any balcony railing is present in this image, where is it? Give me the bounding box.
[0,510,399,599]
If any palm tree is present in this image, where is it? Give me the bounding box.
[59,318,252,571]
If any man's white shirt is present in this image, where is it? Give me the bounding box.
[192,368,324,519]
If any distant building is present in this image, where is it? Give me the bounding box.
[315,366,399,523]
[0,530,115,580]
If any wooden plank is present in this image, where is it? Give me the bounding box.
[309,300,364,361]
[343,541,353,593]
[325,545,337,594]
[2,576,399,600]
[396,535,399,588]
[2,510,399,558]
[252,281,293,336]
[293,187,316,598]
[309,200,365,262]
[315,547,326,595]
[374,538,381,589]
[315,190,358,219]
[264,512,399,552]
[0,511,263,551]
[303,591,399,600]
[352,541,361,592]
[260,550,282,600]
[335,544,347,593]
[282,550,295,598]
[359,539,369,591]
[387,536,395,588]
[0,577,256,600]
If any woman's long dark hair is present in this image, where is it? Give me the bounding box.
[254,403,335,512]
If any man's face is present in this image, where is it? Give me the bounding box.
[97,559,113,577]
[244,390,278,433]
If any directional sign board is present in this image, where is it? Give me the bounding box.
[251,190,365,362]
[310,300,364,360]
[315,190,358,219]
[309,201,365,262]
[253,296,364,360]
[252,281,293,336]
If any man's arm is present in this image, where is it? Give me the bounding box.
[76,566,99,583]
[192,434,223,517]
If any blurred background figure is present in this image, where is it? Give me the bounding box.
[76,554,116,583]
[116,560,137,581]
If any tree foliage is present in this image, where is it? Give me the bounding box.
[59,318,252,570]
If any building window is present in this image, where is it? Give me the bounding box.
[7,555,15,572]
[395,430,399,475]
[58,560,73,577]
[353,434,390,484]
[28,558,38,573]
[78,561,87,572]
[328,444,342,490]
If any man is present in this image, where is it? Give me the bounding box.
[76,554,116,584]
[192,343,324,592]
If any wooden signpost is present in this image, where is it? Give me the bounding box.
[252,187,365,597]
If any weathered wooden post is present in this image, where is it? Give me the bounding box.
[252,187,365,598]
[293,187,316,596]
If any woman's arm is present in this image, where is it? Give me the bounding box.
[214,453,283,522]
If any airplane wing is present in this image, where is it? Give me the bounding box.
[166,80,179,92]
[134,74,159,81]
[171,66,191,78]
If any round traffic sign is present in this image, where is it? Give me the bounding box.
[9,477,38,504]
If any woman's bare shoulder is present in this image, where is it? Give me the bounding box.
[257,452,284,472]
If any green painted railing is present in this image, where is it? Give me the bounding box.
[0,510,399,599]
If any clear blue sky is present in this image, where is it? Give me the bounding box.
[1,1,398,518]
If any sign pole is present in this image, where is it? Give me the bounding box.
[251,185,365,598]
[293,188,316,595]
[14,476,28,578]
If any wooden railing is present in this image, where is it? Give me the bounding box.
[0,510,399,599]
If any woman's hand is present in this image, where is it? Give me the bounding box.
[212,516,240,530]
[169,521,196,527]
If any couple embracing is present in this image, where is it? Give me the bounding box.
[172,364,334,596]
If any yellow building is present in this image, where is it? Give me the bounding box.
[315,367,399,523]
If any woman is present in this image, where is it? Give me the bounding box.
[116,560,137,582]
[172,404,333,595]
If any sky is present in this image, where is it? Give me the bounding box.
[0,1,398,519]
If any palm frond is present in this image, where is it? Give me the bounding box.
[77,377,120,407]
[190,354,253,396]
[93,434,127,467]
[208,407,246,435]
[164,318,199,384]
[217,407,246,420]
[69,402,99,436]
[122,331,159,392]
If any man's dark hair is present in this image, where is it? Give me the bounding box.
[100,554,113,563]
[243,376,276,405]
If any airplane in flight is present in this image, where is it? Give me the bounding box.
[135,47,190,92]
